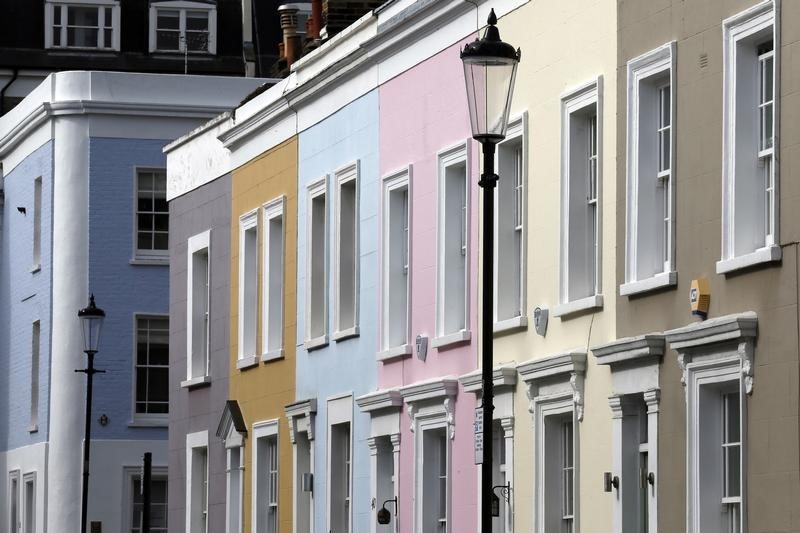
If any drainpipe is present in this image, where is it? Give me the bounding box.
[0,68,19,116]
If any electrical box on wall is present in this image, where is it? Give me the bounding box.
[690,278,710,319]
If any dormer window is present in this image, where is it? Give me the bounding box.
[45,1,120,51]
[149,1,217,54]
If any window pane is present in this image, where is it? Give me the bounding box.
[138,233,153,250]
[156,30,180,51]
[54,6,61,25]
[156,10,180,29]
[104,8,112,27]
[726,445,741,497]
[53,27,62,45]
[67,27,98,47]
[67,6,98,26]
[186,12,209,31]
[154,233,169,250]
[186,31,209,52]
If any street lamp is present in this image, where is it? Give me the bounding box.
[77,294,105,533]
[460,9,520,533]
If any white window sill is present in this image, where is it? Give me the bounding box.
[236,355,259,370]
[716,245,781,274]
[493,315,528,335]
[130,257,169,266]
[261,349,284,363]
[377,344,413,362]
[28,424,38,433]
[431,330,471,349]
[180,375,211,390]
[30,264,41,274]
[304,335,329,351]
[129,417,168,428]
[620,271,677,296]
[552,294,604,318]
[332,326,360,342]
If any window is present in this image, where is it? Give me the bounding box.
[22,473,35,533]
[8,471,20,533]
[149,2,217,54]
[541,414,576,533]
[334,164,359,339]
[254,422,279,533]
[187,230,210,382]
[380,169,411,358]
[421,427,448,533]
[495,117,526,328]
[435,145,470,346]
[30,321,40,431]
[45,1,119,50]
[622,43,677,296]
[327,395,352,533]
[665,312,755,533]
[186,431,208,533]
[226,446,243,533]
[136,169,169,259]
[238,210,258,365]
[557,80,602,316]
[131,473,168,533]
[305,178,328,348]
[615,396,652,533]
[134,316,169,421]
[32,178,41,271]
[263,198,285,359]
[719,1,779,273]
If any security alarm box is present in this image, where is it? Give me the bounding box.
[690,278,710,319]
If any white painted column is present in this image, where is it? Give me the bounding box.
[644,389,660,533]
[47,114,90,531]
[367,437,378,533]
[390,433,400,533]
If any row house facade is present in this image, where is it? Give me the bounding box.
[0,72,264,532]
[166,2,799,533]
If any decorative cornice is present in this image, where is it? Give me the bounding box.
[592,334,665,367]
[216,400,247,439]
[663,312,757,351]
[399,376,458,404]
[517,351,587,384]
[355,389,403,413]
[458,364,518,393]
[285,398,317,442]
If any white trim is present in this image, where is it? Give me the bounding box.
[552,294,603,318]
[44,1,121,51]
[333,161,361,339]
[181,375,212,389]
[430,329,471,349]
[236,355,259,370]
[559,77,603,307]
[225,445,244,533]
[493,315,528,334]
[624,42,677,289]
[185,430,209,533]
[436,141,471,340]
[376,344,413,362]
[133,167,169,261]
[715,244,781,274]
[238,209,259,361]
[305,176,330,349]
[262,196,286,358]
[252,420,280,533]
[326,396,353,533]
[131,313,170,426]
[187,229,211,381]
[148,1,217,55]
[410,401,454,533]
[21,471,37,533]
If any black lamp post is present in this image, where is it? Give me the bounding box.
[76,294,105,533]
[461,9,520,533]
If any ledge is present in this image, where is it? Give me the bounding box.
[399,376,458,403]
[261,349,284,363]
[356,389,403,413]
[130,257,169,266]
[459,364,518,393]
[716,245,781,274]
[552,294,603,318]
[30,264,41,274]
[304,335,329,351]
[664,311,758,351]
[129,418,168,428]
[236,355,259,370]
[332,326,360,342]
[493,316,528,335]
[620,271,677,296]
[377,344,413,362]
[517,351,587,383]
[592,334,665,366]
[431,329,471,349]
[27,424,38,433]
[180,375,211,390]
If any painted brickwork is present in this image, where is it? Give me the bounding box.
[296,89,379,533]
[169,173,233,533]
[0,141,52,451]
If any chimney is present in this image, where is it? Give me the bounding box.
[321,0,384,39]
[278,4,303,67]
[307,0,322,41]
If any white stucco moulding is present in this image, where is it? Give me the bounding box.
[285,398,317,443]
[458,365,518,393]
[664,311,758,394]
[356,389,404,413]
[400,377,458,439]
[517,351,587,421]
[592,334,665,367]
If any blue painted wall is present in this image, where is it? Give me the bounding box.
[296,90,380,533]
[87,137,170,441]
[0,142,53,451]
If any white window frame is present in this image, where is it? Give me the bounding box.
[132,313,170,425]
[238,209,259,368]
[285,400,317,533]
[305,176,329,350]
[434,142,472,348]
[253,420,280,533]
[21,472,36,533]
[148,1,217,54]
[185,229,211,386]
[29,321,40,432]
[333,162,361,341]
[186,430,209,533]
[555,79,603,318]
[262,197,286,361]
[122,465,169,533]
[326,395,353,533]
[622,43,678,296]
[494,114,528,332]
[32,177,42,272]
[224,444,244,533]
[665,312,756,533]
[378,167,413,361]
[133,168,170,262]
[8,470,20,533]
[44,0,121,51]
[718,0,780,274]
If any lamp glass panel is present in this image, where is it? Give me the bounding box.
[81,315,104,352]
[463,57,517,140]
